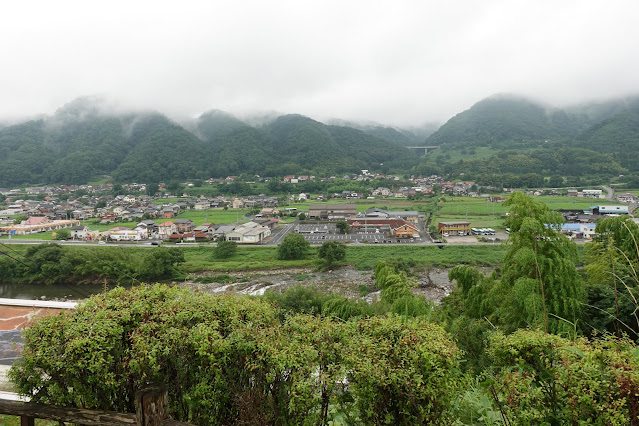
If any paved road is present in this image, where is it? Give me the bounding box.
[602,185,615,201]
[0,240,163,248]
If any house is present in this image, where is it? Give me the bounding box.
[70,226,91,239]
[371,187,391,197]
[24,216,52,226]
[438,221,471,235]
[136,220,159,237]
[559,223,597,239]
[194,223,216,238]
[169,232,209,242]
[157,221,177,240]
[308,204,357,220]
[232,199,244,209]
[617,193,638,203]
[174,218,195,233]
[259,208,280,217]
[194,201,211,210]
[581,189,604,198]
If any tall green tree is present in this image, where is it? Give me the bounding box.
[317,241,346,270]
[335,221,350,234]
[499,192,585,334]
[277,233,311,260]
[585,216,639,337]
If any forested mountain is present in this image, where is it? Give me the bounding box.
[327,119,439,146]
[2,94,639,187]
[412,94,639,184]
[0,99,418,186]
[426,94,639,150]
[425,95,578,148]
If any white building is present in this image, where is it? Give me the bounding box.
[108,229,145,241]
[581,189,604,198]
[225,221,271,244]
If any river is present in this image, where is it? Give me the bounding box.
[0,282,131,301]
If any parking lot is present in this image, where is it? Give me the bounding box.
[303,233,424,244]
[292,224,423,244]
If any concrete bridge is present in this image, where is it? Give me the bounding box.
[406,146,440,155]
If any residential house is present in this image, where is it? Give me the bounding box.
[174,218,195,233]
[136,220,159,237]
[194,201,211,210]
[157,221,177,240]
[581,189,603,198]
[259,208,280,217]
[194,223,216,238]
[617,193,638,203]
[70,226,91,239]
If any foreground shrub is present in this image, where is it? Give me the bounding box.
[343,315,462,424]
[10,285,462,424]
[485,329,639,425]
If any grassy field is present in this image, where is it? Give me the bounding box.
[179,244,509,273]
[1,243,509,274]
[432,194,625,231]
[0,416,60,425]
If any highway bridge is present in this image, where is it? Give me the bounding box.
[406,146,440,154]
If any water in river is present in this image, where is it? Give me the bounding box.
[0,282,131,301]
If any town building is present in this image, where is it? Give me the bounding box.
[438,221,471,235]
[308,204,357,220]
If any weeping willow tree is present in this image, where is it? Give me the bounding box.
[497,192,585,335]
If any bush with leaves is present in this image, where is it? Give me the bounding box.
[343,315,462,424]
[317,241,346,270]
[138,247,185,281]
[10,285,464,425]
[213,240,237,259]
[483,329,639,425]
[277,232,311,260]
[335,220,350,234]
[53,228,71,240]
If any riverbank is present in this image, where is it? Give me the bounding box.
[177,265,486,305]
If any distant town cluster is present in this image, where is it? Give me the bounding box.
[1,173,637,245]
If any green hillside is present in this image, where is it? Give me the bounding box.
[0,100,418,186]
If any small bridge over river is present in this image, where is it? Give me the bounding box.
[406,146,440,155]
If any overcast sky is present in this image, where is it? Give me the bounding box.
[2,0,639,126]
